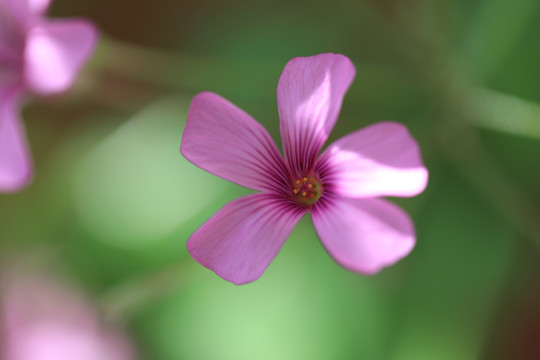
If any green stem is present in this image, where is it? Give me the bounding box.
[436,117,540,251]
[99,261,192,319]
[468,88,540,139]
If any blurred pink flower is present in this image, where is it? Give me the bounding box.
[181,53,429,285]
[1,270,136,360]
[0,0,97,192]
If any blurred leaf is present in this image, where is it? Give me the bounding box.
[73,96,236,249]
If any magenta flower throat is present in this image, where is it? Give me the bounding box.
[181,53,428,285]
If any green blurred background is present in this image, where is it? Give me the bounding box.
[2,0,540,359]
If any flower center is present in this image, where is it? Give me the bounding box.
[291,175,323,207]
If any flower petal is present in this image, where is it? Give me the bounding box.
[24,19,97,95]
[2,267,136,360]
[4,0,51,20]
[28,0,51,15]
[317,122,428,198]
[182,92,289,192]
[312,196,415,274]
[0,89,32,192]
[0,1,24,57]
[187,193,305,285]
[277,53,355,173]
[2,0,31,28]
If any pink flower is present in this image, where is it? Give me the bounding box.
[0,0,97,192]
[1,270,136,360]
[181,53,428,285]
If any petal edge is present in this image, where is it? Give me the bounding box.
[317,121,428,198]
[181,92,288,192]
[312,197,415,274]
[0,90,33,193]
[187,193,305,285]
[277,53,355,173]
[24,19,98,95]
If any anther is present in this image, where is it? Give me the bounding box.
[290,173,323,207]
